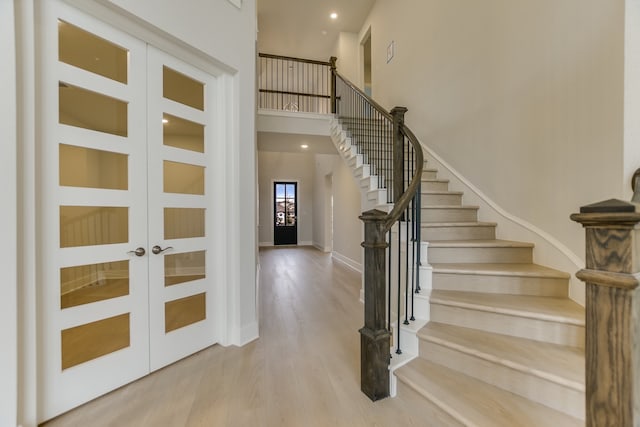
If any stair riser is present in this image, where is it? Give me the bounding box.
[354,165,370,179]
[432,273,569,297]
[421,170,438,180]
[422,208,478,223]
[422,225,496,241]
[421,193,463,206]
[428,247,533,264]
[360,176,378,191]
[395,381,465,427]
[419,341,585,420]
[430,304,585,348]
[422,181,449,191]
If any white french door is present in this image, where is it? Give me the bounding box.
[39,1,220,421]
[146,46,218,371]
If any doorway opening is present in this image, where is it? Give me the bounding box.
[362,29,372,97]
[274,182,298,245]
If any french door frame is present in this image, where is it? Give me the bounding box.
[35,0,231,421]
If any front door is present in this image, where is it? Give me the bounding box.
[39,1,220,421]
[273,182,298,245]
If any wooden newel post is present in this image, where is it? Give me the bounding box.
[571,199,640,427]
[330,56,337,114]
[359,209,390,401]
[391,107,407,204]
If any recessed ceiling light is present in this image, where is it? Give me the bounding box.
[330,12,338,20]
[301,144,309,149]
[162,118,169,124]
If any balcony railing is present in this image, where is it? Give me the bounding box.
[258,53,333,114]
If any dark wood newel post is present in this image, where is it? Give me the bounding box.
[359,209,390,401]
[391,107,408,204]
[330,56,337,114]
[571,199,640,427]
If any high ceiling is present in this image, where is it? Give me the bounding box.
[257,0,375,61]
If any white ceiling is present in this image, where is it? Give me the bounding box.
[257,0,375,61]
[258,132,337,155]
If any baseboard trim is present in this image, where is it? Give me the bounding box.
[238,321,259,346]
[332,251,362,273]
[312,242,331,253]
[259,241,314,248]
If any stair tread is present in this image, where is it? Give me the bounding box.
[421,205,479,210]
[430,290,585,325]
[395,358,583,427]
[422,221,497,228]
[431,263,570,279]
[422,190,463,195]
[423,178,449,183]
[419,322,585,390]
[428,239,534,248]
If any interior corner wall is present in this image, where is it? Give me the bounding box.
[0,1,17,425]
[314,154,363,270]
[334,32,360,86]
[359,0,625,260]
[258,151,315,245]
[312,155,329,251]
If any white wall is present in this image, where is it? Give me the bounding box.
[359,0,625,266]
[314,154,363,270]
[0,1,17,425]
[258,151,315,245]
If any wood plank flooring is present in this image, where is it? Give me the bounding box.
[43,247,428,427]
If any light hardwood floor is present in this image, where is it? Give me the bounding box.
[43,247,429,427]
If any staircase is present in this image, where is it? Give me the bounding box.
[330,118,586,426]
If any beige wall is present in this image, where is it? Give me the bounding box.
[334,32,360,85]
[258,151,315,245]
[625,0,640,199]
[358,0,625,262]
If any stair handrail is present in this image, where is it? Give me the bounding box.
[330,69,393,122]
[632,167,640,202]
[385,124,424,231]
[332,68,424,401]
[332,71,424,222]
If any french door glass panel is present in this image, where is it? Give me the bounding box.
[40,2,220,421]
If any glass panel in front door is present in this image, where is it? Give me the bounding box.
[274,182,297,245]
[275,183,296,227]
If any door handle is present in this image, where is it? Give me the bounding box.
[127,247,146,257]
[152,245,173,255]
